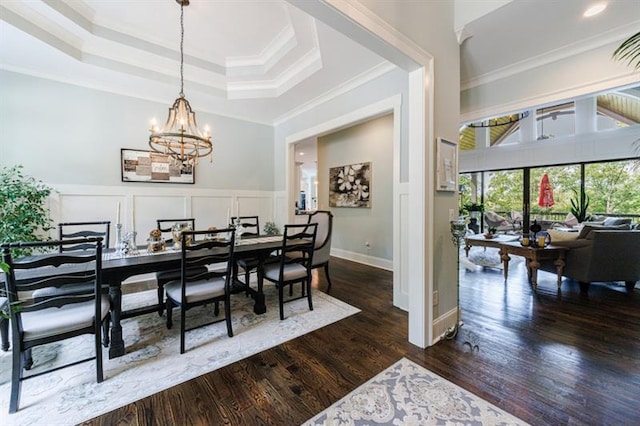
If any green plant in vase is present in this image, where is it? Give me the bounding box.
[263,221,279,236]
[0,165,55,257]
[570,189,590,223]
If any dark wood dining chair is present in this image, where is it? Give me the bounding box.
[33,221,112,302]
[155,219,208,316]
[58,221,111,251]
[230,216,260,287]
[165,228,236,354]
[259,223,317,320]
[1,237,110,414]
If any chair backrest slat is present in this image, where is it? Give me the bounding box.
[230,216,260,237]
[179,228,235,288]
[277,223,317,280]
[157,218,196,233]
[59,221,111,251]
[1,237,103,321]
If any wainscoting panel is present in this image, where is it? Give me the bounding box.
[237,195,275,229]
[192,195,233,229]
[134,194,189,238]
[50,184,278,247]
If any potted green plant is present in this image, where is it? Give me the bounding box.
[463,202,484,219]
[0,165,55,257]
[612,31,640,70]
[263,221,279,235]
[570,189,590,223]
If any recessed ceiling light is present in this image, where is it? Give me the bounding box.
[299,152,305,156]
[583,2,607,17]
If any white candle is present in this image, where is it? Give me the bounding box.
[116,202,121,224]
[131,202,135,232]
[226,207,230,227]
[236,201,240,218]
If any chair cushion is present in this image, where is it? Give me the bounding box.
[156,266,208,283]
[263,263,308,282]
[164,278,226,304]
[603,217,632,226]
[22,295,110,342]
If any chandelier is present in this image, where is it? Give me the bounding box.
[149,0,212,166]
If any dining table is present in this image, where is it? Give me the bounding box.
[101,235,283,358]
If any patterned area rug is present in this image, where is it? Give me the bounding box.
[304,358,528,425]
[0,286,359,425]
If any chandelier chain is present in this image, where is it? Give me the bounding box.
[179,3,185,97]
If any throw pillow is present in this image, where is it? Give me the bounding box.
[548,229,578,243]
[564,212,578,227]
[485,211,509,227]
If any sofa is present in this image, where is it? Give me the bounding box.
[539,226,640,293]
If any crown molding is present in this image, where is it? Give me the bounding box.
[461,21,640,91]
[273,61,396,125]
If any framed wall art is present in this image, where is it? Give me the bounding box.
[436,138,457,192]
[329,162,371,208]
[121,149,195,184]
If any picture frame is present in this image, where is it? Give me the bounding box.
[436,138,457,192]
[329,162,371,208]
[121,148,195,184]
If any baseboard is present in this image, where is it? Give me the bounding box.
[432,306,459,344]
[330,248,393,271]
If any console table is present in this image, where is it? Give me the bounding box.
[464,235,568,290]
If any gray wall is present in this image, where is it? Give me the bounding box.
[318,113,393,261]
[0,70,274,190]
[274,67,409,188]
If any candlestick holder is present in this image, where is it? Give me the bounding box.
[232,217,244,245]
[114,223,125,255]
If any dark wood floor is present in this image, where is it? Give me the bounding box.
[84,257,640,425]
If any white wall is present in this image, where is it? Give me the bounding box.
[318,113,393,266]
[460,40,639,123]
[460,125,640,173]
[0,70,275,191]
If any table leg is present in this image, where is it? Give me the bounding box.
[529,257,541,290]
[253,261,266,315]
[554,252,566,289]
[108,283,125,359]
[500,247,511,280]
[524,259,533,284]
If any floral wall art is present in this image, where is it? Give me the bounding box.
[329,162,371,208]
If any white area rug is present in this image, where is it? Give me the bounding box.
[304,358,528,425]
[0,286,359,425]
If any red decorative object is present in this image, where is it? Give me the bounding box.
[538,173,555,208]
